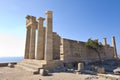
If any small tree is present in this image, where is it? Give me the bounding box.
[86,38,103,62]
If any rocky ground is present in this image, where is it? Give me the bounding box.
[85,59,120,73]
[0,67,107,80]
[1,59,120,80]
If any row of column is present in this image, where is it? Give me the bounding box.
[24,11,53,60]
[103,36,117,58]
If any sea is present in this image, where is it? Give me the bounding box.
[0,57,23,63]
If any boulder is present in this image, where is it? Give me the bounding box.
[113,68,120,74]
[39,69,48,76]
[8,63,14,68]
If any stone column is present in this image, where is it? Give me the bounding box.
[103,38,107,46]
[29,25,36,59]
[45,11,53,60]
[36,17,45,60]
[24,27,31,59]
[112,36,117,58]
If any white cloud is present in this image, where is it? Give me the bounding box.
[0,33,25,57]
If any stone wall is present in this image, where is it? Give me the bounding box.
[60,38,114,63]
[53,32,61,59]
[104,45,114,60]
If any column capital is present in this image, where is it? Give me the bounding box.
[26,26,31,29]
[103,37,107,46]
[103,37,106,39]
[112,36,115,38]
[26,15,31,19]
[45,11,53,18]
[38,17,45,21]
[45,11,53,14]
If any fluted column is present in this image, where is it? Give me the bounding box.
[29,25,36,59]
[103,38,107,46]
[36,17,45,60]
[112,36,117,58]
[45,11,53,61]
[24,27,31,59]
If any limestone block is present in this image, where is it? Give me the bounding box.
[8,63,14,68]
[97,67,105,74]
[78,63,84,71]
[39,69,48,76]
[113,68,120,74]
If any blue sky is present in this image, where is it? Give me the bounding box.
[0,0,120,57]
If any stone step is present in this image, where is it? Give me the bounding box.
[17,62,42,70]
[15,65,38,73]
[21,59,46,66]
[15,60,47,74]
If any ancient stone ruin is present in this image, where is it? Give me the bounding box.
[16,11,118,73]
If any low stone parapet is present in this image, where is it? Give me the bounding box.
[0,62,16,67]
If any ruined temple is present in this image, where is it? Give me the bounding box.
[16,11,117,73]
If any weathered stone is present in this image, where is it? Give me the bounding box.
[39,69,48,76]
[24,28,31,59]
[67,63,73,69]
[8,63,14,68]
[54,65,65,72]
[29,25,36,59]
[112,36,118,58]
[80,70,97,75]
[97,67,105,74]
[36,17,45,60]
[45,11,53,61]
[78,63,84,71]
[113,68,120,74]
[90,65,98,72]
[67,68,74,72]
[103,37,107,46]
